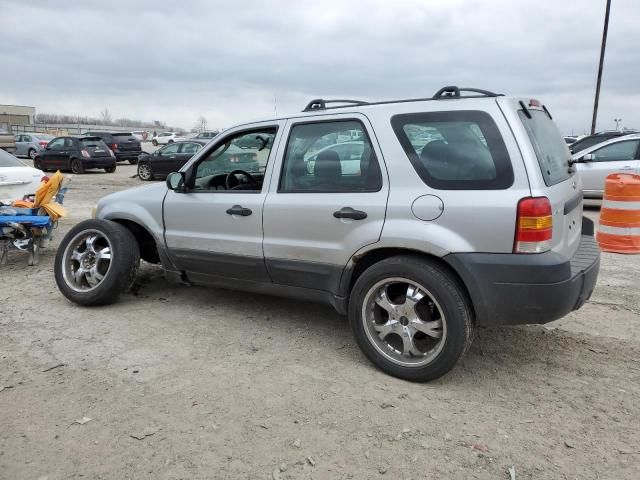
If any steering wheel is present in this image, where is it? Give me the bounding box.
[225,169,259,190]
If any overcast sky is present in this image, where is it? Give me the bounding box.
[1,0,638,134]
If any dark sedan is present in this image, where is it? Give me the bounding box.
[137,140,207,181]
[34,136,117,174]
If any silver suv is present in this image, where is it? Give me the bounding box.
[54,86,600,382]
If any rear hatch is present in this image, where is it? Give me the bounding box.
[112,133,141,153]
[81,137,111,158]
[499,98,582,258]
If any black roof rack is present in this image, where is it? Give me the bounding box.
[303,98,369,112]
[432,86,502,99]
[302,86,503,112]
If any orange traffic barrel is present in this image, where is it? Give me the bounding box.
[597,173,640,253]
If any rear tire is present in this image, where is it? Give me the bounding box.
[349,255,474,382]
[128,158,138,165]
[54,219,140,306]
[168,139,174,144]
[152,139,158,146]
[70,158,84,174]
[137,162,154,181]
[105,165,116,173]
[28,149,37,160]
[33,157,43,170]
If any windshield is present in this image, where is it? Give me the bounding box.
[519,109,571,186]
[0,149,26,167]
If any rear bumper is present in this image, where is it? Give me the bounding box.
[84,159,116,168]
[115,151,141,161]
[445,217,600,326]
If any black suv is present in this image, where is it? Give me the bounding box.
[34,136,117,174]
[84,132,142,164]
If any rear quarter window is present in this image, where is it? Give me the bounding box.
[518,109,571,186]
[391,110,513,190]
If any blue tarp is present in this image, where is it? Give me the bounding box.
[0,215,52,228]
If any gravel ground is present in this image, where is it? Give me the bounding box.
[1,163,639,479]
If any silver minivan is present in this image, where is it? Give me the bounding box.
[54,87,600,381]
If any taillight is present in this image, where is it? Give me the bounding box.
[514,197,552,253]
[38,140,48,147]
[529,99,541,107]
[81,149,91,159]
[111,143,118,150]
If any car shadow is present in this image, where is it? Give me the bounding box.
[128,265,617,386]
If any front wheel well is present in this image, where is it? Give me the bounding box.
[111,219,160,264]
[347,247,475,318]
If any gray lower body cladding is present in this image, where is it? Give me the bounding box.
[444,218,599,326]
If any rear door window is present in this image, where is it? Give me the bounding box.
[591,140,640,162]
[279,120,382,193]
[391,110,513,189]
[518,109,571,186]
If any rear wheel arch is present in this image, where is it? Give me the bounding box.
[111,219,160,264]
[343,247,475,319]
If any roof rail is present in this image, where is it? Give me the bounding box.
[300,87,503,113]
[432,86,502,99]
[303,98,369,112]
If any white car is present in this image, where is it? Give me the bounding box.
[131,131,149,142]
[151,132,186,146]
[0,149,45,204]
[571,133,640,198]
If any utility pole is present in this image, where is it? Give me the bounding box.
[591,0,612,135]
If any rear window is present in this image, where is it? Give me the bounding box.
[518,109,571,186]
[391,110,513,190]
[112,133,136,140]
[81,138,108,149]
[569,134,617,154]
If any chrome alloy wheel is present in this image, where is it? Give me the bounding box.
[362,277,446,367]
[61,229,113,292]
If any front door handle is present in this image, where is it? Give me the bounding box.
[333,207,367,220]
[226,205,252,216]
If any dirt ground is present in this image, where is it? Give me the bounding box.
[1,161,639,480]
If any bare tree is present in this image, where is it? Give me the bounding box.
[99,108,112,125]
[195,116,208,133]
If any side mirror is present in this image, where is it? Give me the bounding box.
[582,153,594,162]
[166,171,186,192]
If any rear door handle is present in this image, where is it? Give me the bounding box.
[333,207,367,220]
[226,205,252,216]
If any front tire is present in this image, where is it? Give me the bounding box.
[33,157,43,170]
[137,162,154,181]
[128,158,138,165]
[349,255,474,382]
[54,219,140,306]
[105,165,116,173]
[152,139,158,146]
[70,158,84,174]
